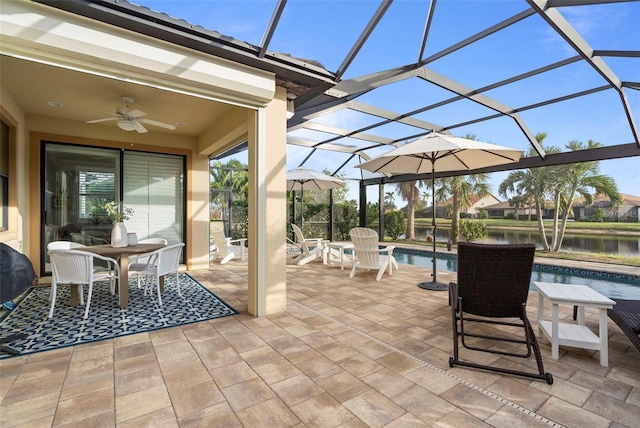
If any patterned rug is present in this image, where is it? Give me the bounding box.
[0,273,237,358]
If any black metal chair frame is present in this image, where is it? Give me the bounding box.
[607,299,640,352]
[449,242,553,384]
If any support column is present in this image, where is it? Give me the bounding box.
[247,87,287,316]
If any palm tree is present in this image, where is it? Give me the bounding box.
[210,159,248,197]
[433,134,491,244]
[549,139,622,251]
[436,174,490,243]
[395,181,422,239]
[422,191,430,206]
[507,194,529,220]
[384,191,396,210]
[499,133,560,251]
[210,159,249,236]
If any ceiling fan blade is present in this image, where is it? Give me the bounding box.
[128,109,146,118]
[86,117,118,124]
[134,120,148,133]
[139,118,176,130]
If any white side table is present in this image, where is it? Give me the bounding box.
[534,281,616,367]
[326,242,354,270]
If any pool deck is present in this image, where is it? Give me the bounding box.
[1,252,638,427]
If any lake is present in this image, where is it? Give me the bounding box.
[415,227,640,256]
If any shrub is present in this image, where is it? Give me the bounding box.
[366,202,379,228]
[384,210,406,240]
[335,201,359,240]
[592,208,606,222]
[459,219,487,242]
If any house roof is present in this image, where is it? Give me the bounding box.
[439,193,501,207]
[573,193,640,208]
[484,200,520,210]
[17,0,640,186]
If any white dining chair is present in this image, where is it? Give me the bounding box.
[133,243,184,305]
[48,249,120,319]
[128,238,168,279]
[47,241,86,250]
[47,240,112,278]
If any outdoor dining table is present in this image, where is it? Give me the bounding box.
[83,243,166,309]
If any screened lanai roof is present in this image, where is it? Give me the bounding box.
[37,0,639,193]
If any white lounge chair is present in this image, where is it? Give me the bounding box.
[349,227,398,281]
[210,226,247,264]
[291,224,325,266]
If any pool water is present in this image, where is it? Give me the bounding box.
[392,248,640,300]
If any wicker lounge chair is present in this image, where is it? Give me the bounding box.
[608,299,640,352]
[449,242,553,384]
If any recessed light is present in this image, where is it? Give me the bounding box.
[48,101,63,108]
[176,122,187,127]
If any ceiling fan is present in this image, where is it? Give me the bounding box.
[86,96,176,133]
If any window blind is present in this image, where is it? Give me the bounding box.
[124,152,184,245]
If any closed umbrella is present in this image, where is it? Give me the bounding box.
[357,132,523,290]
[286,167,346,232]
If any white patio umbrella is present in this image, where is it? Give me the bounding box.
[286,167,346,232]
[357,132,523,290]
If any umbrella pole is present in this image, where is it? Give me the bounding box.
[418,159,448,291]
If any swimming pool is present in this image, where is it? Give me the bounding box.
[393,248,640,300]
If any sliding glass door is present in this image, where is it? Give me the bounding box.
[123,152,184,245]
[42,142,184,273]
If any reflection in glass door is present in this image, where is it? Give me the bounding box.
[42,143,186,274]
[43,144,119,272]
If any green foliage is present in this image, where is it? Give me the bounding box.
[592,208,606,222]
[476,208,489,219]
[459,219,487,242]
[103,201,134,223]
[210,159,249,238]
[384,210,406,240]
[334,201,359,240]
[366,202,379,228]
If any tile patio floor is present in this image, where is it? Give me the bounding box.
[1,253,639,427]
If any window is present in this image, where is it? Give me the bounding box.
[0,119,9,231]
[78,170,115,220]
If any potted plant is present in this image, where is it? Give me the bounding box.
[104,201,134,247]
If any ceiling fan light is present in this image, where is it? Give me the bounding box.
[117,120,137,131]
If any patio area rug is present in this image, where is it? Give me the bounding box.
[0,273,237,358]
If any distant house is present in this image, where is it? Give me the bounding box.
[437,194,501,218]
[483,200,547,219]
[484,193,640,222]
[572,193,640,222]
[485,200,523,219]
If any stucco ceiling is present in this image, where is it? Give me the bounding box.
[0,55,233,138]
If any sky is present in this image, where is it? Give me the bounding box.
[133,0,639,204]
